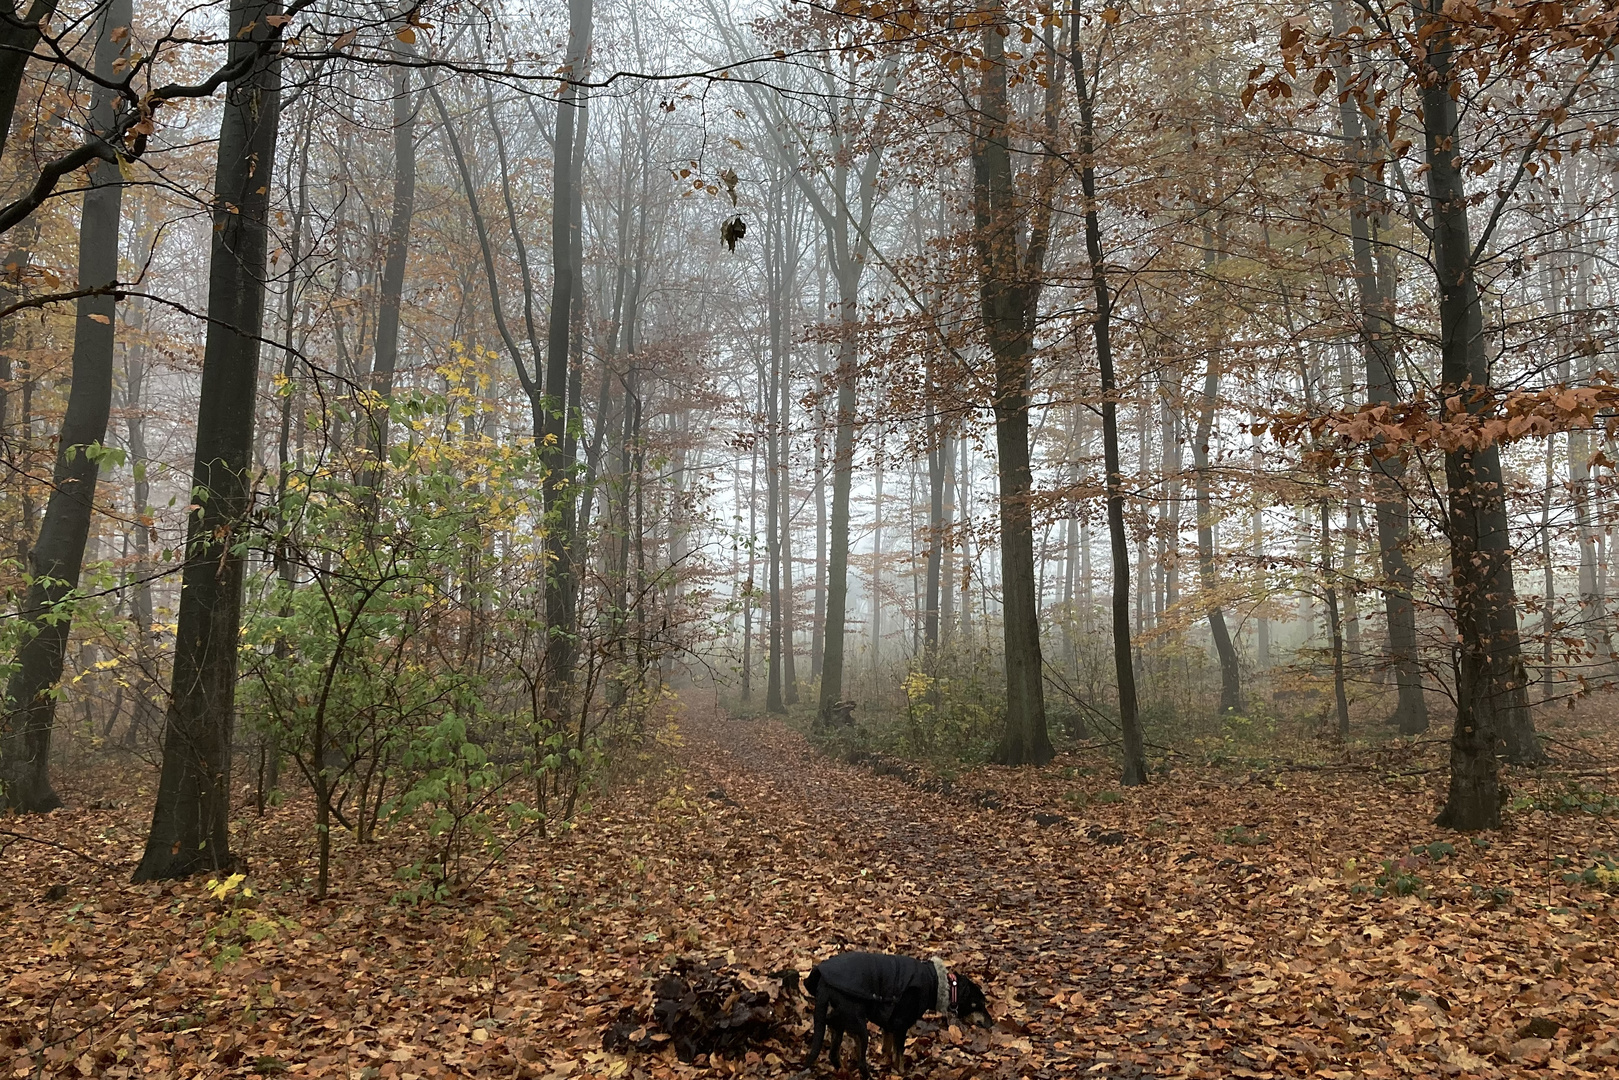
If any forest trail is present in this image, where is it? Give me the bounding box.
[3,694,1618,1079]
[620,697,1619,1079]
[667,700,1197,1078]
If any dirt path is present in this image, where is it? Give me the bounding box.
[668,704,1217,1079]
[659,699,1619,1080]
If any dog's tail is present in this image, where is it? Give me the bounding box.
[804,964,821,1000]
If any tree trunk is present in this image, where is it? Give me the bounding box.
[779,301,799,704]
[1158,377,1180,616]
[1062,406,1081,665]
[941,426,956,639]
[811,338,826,682]
[134,0,282,880]
[1342,489,1363,662]
[542,0,594,717]
[1569,426,1604,658]
[1332,0,1428,734]
[958,432,971,643]
[872,433,884,675]
[1252,435,1270,671]
[816,265,859,727]
[1135,403,1151,637]
[1193,356,1242,716]
[1541,432,1556,698]
[1321,503,1351,738]
[1421,4,1539,831]
[924,359,944,652]
[776,181,799,702]
[974,15,1053,766]
[0,0,62,168]
[0,223,37,505]
[765,397,783,711]
[743,435,757,703]
[122,295,163,749]
[369,47,417,460]
[1073,39,1145,785]
[764,177,786,714]
[1570,248,1611,658]
[0,0,130,813]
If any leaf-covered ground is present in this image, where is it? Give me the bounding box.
[4,696,1618,1079]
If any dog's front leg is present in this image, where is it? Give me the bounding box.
[889,1031,907,1076]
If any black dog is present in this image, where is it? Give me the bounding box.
[803,951,991,1078]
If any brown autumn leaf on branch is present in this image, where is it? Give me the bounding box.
[1263,377,1619,461]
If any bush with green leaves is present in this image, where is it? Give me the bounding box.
[1510,784,1619,817]
[239,377,577,898]
[1558,852,1619,893]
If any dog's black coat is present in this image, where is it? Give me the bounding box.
[803,951,990,1078]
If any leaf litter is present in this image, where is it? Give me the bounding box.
[2,695,1617,1078]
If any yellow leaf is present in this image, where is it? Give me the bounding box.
[208,872,246,901]
[88,313,111,324]
[396,27,416,44]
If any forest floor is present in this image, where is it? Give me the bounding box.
[3,695,1619,1079]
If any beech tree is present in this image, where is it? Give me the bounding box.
[0,0,131,812]
[970,7,1059,766]
[134,0,284,881]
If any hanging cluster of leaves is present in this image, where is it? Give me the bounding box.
[1264,376,1619,463]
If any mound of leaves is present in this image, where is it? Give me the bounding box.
[603,955,801,1063]
[843,748,1021,810]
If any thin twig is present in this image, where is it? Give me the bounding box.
[0,829,112,868]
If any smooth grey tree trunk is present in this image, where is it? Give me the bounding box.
[779,282,799,704]
[811,333,826,682]
[1073,35,1145,785]
[0,0,130,812]
[817,265,859,727]
[1193,356,1242,716]
[1158,377,1180,616]
[369,50,417,457]
[542,0,594,717]
[1332,0,1427,734]
[1251,436,1270,670]
[743,436,757,702]
[924,358,944,651]
[135,0,281,880]
[121,293,163,749]
[872,434,884,675]
[974,18,1054,765]
[764,174,786,713]
[941,425,956,638]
